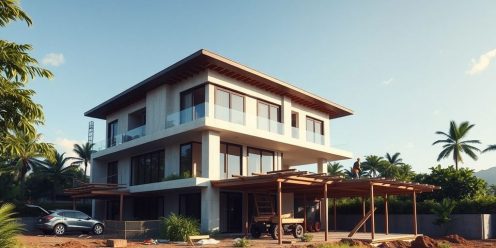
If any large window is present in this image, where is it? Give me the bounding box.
[180,142,202,178]
[179,193,201,221]
[247,147,274,175]
[219,143,242,179]
[130,150,165,185]
[306,116,324,144]
[257,101,281,133]
[215,87,245,124]
[180,86,206,123]
[107,120,118,147]
[107,161,118,184]
[125,108,146,142]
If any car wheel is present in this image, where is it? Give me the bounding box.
[93,224,104,235]
[292,224,304,238]
[53,224,66,235]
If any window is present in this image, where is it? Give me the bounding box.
[125,108,146,142]
[215,87,245,124]
[130,150,165,185]
[179,193,201,221]
[219,143,242,179]
[180,142,202,177]
[107,120,118,147]
[133,197,164,220]
[180,86,206,123]
[107,161,118,184]
[257,101,281,133]
[306,116,324,144]
[291,112,299,138]
[248,148,274,175]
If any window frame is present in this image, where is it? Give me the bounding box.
[214,86,246,123]
[179,142,202,178]
[130,150,165,186]
[180,85,206,123]
[256,100,281,132]
[219,142,243,179]
[247,147,275,175]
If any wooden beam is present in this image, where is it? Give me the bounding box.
[384,194,389,235]
[348,207,376,237]
[333,198,337,231]
[303,194,307,233]
[370,184,375,240]
[324,183,328,241]
[243,192,249,237]
[119,193,124,221]
[278,181,283,245]
[362,197,366,232]
[413,191,417,235]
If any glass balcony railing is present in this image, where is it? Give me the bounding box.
[292,127,299,139]
[214,104,245,125]
[257,116,283,135]
[306,131,325,145]
[165,103,206,129]
[92,125,146,151]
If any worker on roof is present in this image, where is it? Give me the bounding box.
[352,158,361,179]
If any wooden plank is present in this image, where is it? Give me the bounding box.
[242,192,248,237]
[384,194,389,235]
[348,207,377,237]
[324,184,328,241]
[413,191,417,235]
[371,184,375,240]
[277,181,283,245]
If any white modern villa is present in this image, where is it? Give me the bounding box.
[83,49,355,234]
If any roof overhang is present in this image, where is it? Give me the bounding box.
[85,49,353,119]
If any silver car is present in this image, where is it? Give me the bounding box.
[27,204,105,235]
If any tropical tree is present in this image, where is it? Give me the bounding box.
[0,203,23,247]
[396,164,416,181]
[482,145,496,153]
[327,162,344,177]
[385,152,403,165]
[35,152,80,200]
[432,121,481,170]
[1,131,54,182]
[72,142,95,179]
[344,167,367,179]
[361,155,386,178]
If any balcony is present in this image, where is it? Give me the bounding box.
[165,103,206,129]
[214,104,245,125]
[257,116,283,135]
[292,127,299,139]
[306,130,325,145]
[93,125,146,151]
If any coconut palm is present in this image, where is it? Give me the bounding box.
[385,152,403,165]
[482,145,496,153]
[72,142,95,179]
[36,152,79,200]
[362,155,386,178]
[433,121,481,170]
[327,162,344,177]
[2,131,54,182]
[0,203,24,247]
[344,166,367,179]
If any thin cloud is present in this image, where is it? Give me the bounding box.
[381,77,394,86]
[42,53,65,67]
[53,137,84,158]
[467,48,496,75]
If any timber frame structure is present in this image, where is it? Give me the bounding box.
[211,169,439,244]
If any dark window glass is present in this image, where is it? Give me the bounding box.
[180,86,206,123]
[180,144,192,177]
[248,148,274,175]
[291,113,298,128]
[107,120,118,147]
[130,150,165,185]
[179,193,201,221]
[219,143,242,179]
[107,161,118,184]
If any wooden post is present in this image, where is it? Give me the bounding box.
[413,191,418,236]
[384,194,389,235]
[277,181,283,245]
[324,183,328,241]
[333,198,337,231]
[72,198,76,210]
[370,185,375,240]
[303,194,307,232]
[119,193,124,221]
[362,197,366,232]
[242,192,249,237]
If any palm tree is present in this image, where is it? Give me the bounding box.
[327,162,344,177]
[36,152,78,200]
[0,203,24,247]
[2,131,54,182]
[433,121,481,170]
[396,164,415,181]
[344,166,367,179]
[482,145,496,153]
[362,155,386,178]
[72,142,95,179]
[385,152,403,165]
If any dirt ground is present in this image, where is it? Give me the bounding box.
[17,234,496,248]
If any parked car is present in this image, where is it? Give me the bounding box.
[26,204,105,235]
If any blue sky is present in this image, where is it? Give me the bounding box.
[3,0,496,173]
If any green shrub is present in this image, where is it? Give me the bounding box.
[300,233,313,242]
[431,198,456,225]
[160,213,200,241]
[233,237,250,247]
[0,203,24,248]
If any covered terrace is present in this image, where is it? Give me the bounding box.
[211,169,439,244]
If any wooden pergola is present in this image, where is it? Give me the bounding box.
[64,182,129,221]
[211,169,439,244]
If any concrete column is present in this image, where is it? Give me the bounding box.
[207,84,215,119]
[282,96,292,136]
[245,97,257,129]
[146,84,167,134]
[201,130,220,232]
[317,158,327,174]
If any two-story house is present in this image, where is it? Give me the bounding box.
[85,49,353,233]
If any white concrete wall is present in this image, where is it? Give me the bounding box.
[146,84,167,134]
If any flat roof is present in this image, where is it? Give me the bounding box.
[85,49,354,119]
